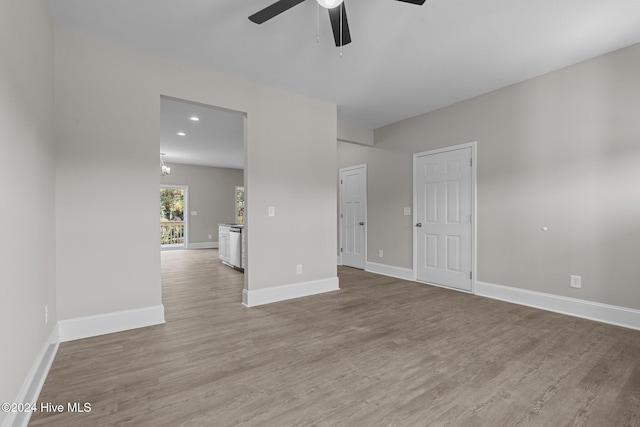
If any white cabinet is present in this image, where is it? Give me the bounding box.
[220,224,244,270]
[218,225,230,263]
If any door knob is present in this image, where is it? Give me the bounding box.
[415,222,422,227]
[359,222,365,225]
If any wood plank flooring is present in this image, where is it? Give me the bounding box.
[30,249,640,426]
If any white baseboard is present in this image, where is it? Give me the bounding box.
[243,277,340,307]
[365,261,414,281]
[188,242,218,249]
[4,325,59,427]
[475,281,640,331]
[58,305,165,342]
[348,264,639,331]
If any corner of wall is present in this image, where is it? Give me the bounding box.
[3,325,60,427]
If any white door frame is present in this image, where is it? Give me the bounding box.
[412,142,477,293]
[339,164,367,267]
[160,184,189,250]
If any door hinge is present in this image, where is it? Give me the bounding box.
[340,213,343,219]
[470,271,473,280]
[340,247,343,252]
[470,158,473,167]
[340,179,343,184]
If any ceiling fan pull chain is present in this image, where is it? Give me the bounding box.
[339,2,343,57]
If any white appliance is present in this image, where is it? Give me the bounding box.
[229,226,243,270]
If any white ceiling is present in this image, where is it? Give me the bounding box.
[160,97,245,169]
[48,0,640,130]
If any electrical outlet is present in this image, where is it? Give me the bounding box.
[296,264,302,275]
[208,234,212,239]
[268,206,276,217]
[191,211,197,216]
[378,250,383,258]
[45,305,48,324]
[403,207,411,216]
[570,275,581,289]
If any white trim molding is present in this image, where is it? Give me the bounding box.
[188,242,218,249]
[160,244,185,251]
[476,281,640,331]
[4,325,59,427]
[58,305,166,342]
[365,262,414,281]
[243,277,339,307]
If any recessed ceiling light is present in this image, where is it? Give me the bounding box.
[177,132,186,136]
[189,116,200,122]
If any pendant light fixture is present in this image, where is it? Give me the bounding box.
[160,153,171,177]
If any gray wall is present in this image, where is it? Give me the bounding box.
[338,143,413,267]
[161,163,244,244]
[0,0,56,421]
[54,26,337,321]
[339,43,640,311]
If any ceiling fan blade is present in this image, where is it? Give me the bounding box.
[249,0,307,24]
[395,0,426,5]
[328,4,351,47]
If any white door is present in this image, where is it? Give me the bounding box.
[415,147,472,291]
[340,165,366,269]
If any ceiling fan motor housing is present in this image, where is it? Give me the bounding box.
[248,0,426,47]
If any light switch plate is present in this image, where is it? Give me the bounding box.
[403,207,411,216]
[268,206,275,217]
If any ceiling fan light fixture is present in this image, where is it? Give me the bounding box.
[317,0,343,9]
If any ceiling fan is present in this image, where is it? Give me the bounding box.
[249,0,426,47]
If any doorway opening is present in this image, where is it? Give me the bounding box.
[160,185,188,250]
[159,95,247,305]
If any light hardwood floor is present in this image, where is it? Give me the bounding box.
[31,249,640,426]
